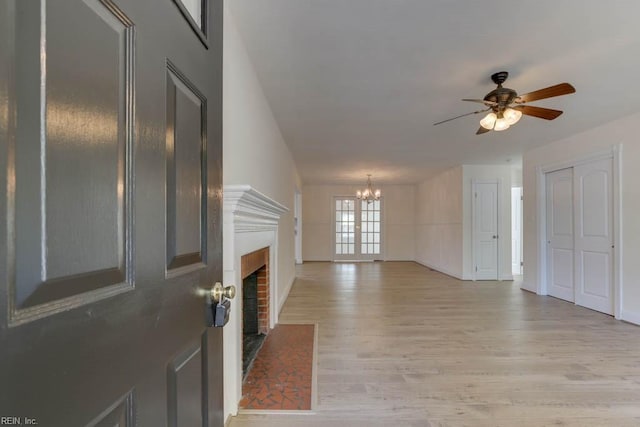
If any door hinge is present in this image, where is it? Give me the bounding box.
[520,195,523,201]
[475,266,478,272]
[520,261,524,267]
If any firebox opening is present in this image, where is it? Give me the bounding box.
[242,270,266,378]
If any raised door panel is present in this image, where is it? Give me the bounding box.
[580,170,609,238]
[549,248,574,298]
[551,177,573,239]
[581,251,610,298]
[86,391,136,427]
[477,187,497,234]
[477,240,497,273]
[168,336,207,427]
[9,0,133,323]
[166,62,207,273]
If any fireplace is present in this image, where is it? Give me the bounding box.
[240,247,270,377]
[222,184,289,416]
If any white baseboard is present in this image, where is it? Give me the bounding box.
[278,274,296,315]
[620,309,640,326]
[499,274,514,281]
[520,280,538,293]
[414,260,463,280]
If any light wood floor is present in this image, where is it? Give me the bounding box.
[228,261,640,427]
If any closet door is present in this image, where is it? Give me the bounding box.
[574,158,614,314]
[546,168,574,302]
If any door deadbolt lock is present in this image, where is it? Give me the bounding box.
[208,282,236,328]
[211,282,236,303]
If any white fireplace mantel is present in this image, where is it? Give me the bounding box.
[223,185,289,233]
[222,184,289,418]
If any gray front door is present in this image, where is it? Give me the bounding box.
[0,0,224,425]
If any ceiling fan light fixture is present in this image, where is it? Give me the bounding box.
[493,117,510,131]
[479,112,497,130]
[503,108,522,125]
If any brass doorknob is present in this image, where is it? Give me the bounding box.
[211,282,236,302]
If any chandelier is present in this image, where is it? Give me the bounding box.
[356,174,381,202]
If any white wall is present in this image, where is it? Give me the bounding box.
[415,167,463,278]
[522,112,640,325]
[511,166,523,187]
[223,5,301,305]
[223,5,301,419]
[302,184,415,261]
[462,165,513,280]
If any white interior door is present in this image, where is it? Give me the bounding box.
[574,158,614,314]
[546,168,575,302]
[473,182,498,280]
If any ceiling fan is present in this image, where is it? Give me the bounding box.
[434,71,576,134]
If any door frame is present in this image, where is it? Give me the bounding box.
[535,145,622,319]
[294,189,303,264]
[511,187,523,276]
[471,179,501,281]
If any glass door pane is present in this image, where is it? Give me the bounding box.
[335,199,355,257]
[361,200,381,255]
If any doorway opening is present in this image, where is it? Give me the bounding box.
[511,187,523,276]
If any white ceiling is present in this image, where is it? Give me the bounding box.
[229,0,640,185]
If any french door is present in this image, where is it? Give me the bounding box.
[334,197,382,261]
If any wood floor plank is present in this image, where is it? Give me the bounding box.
[228,261,640,426]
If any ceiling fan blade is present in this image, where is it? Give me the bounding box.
[513,105,563,120]
[515,83,575,103]
[433,108,490,126]
[476,126,491,135]
[462,98,498,106]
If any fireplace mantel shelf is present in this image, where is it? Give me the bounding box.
[224,185,289,232]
